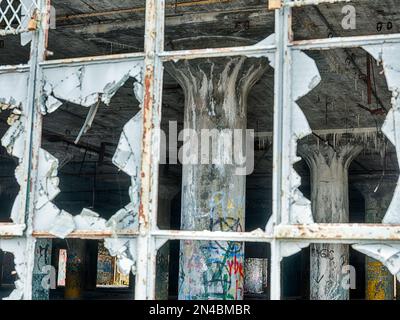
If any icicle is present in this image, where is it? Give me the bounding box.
[355,74,358,91]
[334,133,337,148]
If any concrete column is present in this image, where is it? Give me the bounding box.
[397,280,400,300]
[85,240,98,291]
[64,240,86,300]
[299,143,362,300]
[32,239,52,300]
[166,39,267,300]
[0,250,3,286]
[353,179,396,300]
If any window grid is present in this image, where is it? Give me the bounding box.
[0,0,399,300]
[0,0,39,35]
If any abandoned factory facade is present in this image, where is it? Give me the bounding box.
[1,0,400,300]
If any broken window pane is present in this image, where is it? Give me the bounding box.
[295,47,397,226]
[38,73,142,237]
[35,59,144,238]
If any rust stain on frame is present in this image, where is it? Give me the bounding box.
[139,64,155,228]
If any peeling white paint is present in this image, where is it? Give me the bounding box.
[249,34,276,61]
[42,60,143,112]
[35,61,143,238]
[113,110,143,178]
[281,242,310,259]
[353,243,400,280]
[74,208,107,230]
[289,51,321,225]
[104,238,137,275]
[48,210,76,239]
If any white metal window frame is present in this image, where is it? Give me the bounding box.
[0,0,400,300]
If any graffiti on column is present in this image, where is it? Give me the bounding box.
[366,260,392,300]
[179,192,245,300]
[310,244,349,300]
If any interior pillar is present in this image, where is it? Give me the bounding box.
[166,39,267,300]
[354,179,395,300]
[32,239,52,300]
[64,240,86,300]
[299,143,362,300]
[85,240,98,291]
[0,250,4,287]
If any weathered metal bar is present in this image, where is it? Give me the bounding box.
[276,224,400,241]
[38,34,400,66]
[160,45,276,61]
[40,52,145,68]
[59,4,270,35]
[269,4,293,300]
[31,224,400,242]
[56,0,233,22]
[135,0,165,300]
[23,0,52,300]
[0,224,26,237]
[32,231,140,239]
[153,230,273,243]
[284,0,367,7]
[292,33,400,51]
[0,65,30,72]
